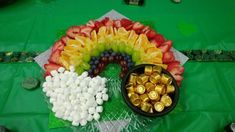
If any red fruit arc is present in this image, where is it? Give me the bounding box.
[120,18,132,28]
[66,26,81,39]
[44,62,61,72]
[163,51,175,63]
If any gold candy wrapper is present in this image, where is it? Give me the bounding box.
[153,65,162,74]
[144,66,153,75]
[155,85,165,95]
[145,82,155,92]
[166,85,175,94]
[148,91,160,100]
[161,94,172,107]
[130,94,141,106]
[149,76,157,84]
[140,102,152,112]
[129,73,137,85]
[139,74,149,84]
[136,85,146,94]
[149,107,154,113]
[136,77,143,85]
[151,73,161,83]
[128,92,135,98]
[161,74,172,85]
[154,102,165,112]
[140,94,150,102]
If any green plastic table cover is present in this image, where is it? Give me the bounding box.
[1,0,235,131]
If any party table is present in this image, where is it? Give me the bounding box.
[0,0,235,131]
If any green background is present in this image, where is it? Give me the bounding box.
[0,0,235,131]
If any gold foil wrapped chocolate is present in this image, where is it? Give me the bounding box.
[140,102,152,112]
[148,91,160,100]
[144,66,153,75]
[153,65,162,74]
[140,94,150,102]
[145,82,155,92]
[136,85,146,94]
[139,74,149,84]
[161,94,172,107]
[161,74,172,85]
[136,77,143,85]
[130,94,141,106]
[155,85,165,95]
[166,85,175,94]
[154,102,165,112]
[129,73,137,85]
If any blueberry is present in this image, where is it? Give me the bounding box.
[111,52,116,56]
[105,53,110,57]
[91,56,96,61]
[108,49,113,53]
[91,65,96,70]
[88,69,93,75]
[101,53,105,57]
[89,61,94,65]
[94,60,99,65]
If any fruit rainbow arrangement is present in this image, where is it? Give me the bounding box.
[44,17,184,86]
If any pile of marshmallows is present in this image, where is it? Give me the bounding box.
[42,66,109,126]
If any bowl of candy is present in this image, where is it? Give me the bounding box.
[121,64,179,117]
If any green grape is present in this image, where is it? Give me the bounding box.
[91,49,100,57]
[81,62,90,70]
[97,43,105,52]
[112,43,119,52]
[132,51,140,62]
[83,54,91,62]
[118,42,125,53]
[75,66,84,75]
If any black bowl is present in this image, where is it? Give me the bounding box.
[121,64,179,117]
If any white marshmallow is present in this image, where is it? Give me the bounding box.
[80,120,87,126]
[87,114,93,121]
[69,66,75,72]
[72,121,79,126]
[102,94,109,101]
[58,67,65,73]
[96,106,103,113]
[93,113,100,120]
[50,70,59,77]
[96,92,102,99]
[96,98,103,105]
[88,107,95,114]
[102,88,108,94]
[45,76,52,82]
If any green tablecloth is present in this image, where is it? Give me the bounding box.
[0,0,235,131]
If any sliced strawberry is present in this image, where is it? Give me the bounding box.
[52,41,65,53]
[153,34,165,46]
[120,18,133,28]
[94,21,104,31]
[61,36,70,45]
[86,20,95,28]
[158,40,172,53]
[142,26,150,34]
[44,70,51,77]
[49,50,61,64]
[151,38,161,47]
[44,62,61,72]
[146,30,157,39]
[167,61,180,71]
[104,19,114,27]
[169,66,184,75]
[101,17,110,25]
[162,40,172,47]
[66,26,80,39]
[163,51,175,63]
[125,24,133,30]
[114,20,121,28]
[132,22,144,33]
[80,26,93,37]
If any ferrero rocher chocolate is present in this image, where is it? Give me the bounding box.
[126,65,175,114]
[148,91,159,100]
[166,85,175,94]
[136,85,146,94]
[154,102,165,112]
[161,94,172,107]
[140,102,152,112]
[153,65,162,74]
[161,74,172,85]
[144,66,153,75]
[140,94,150,102]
